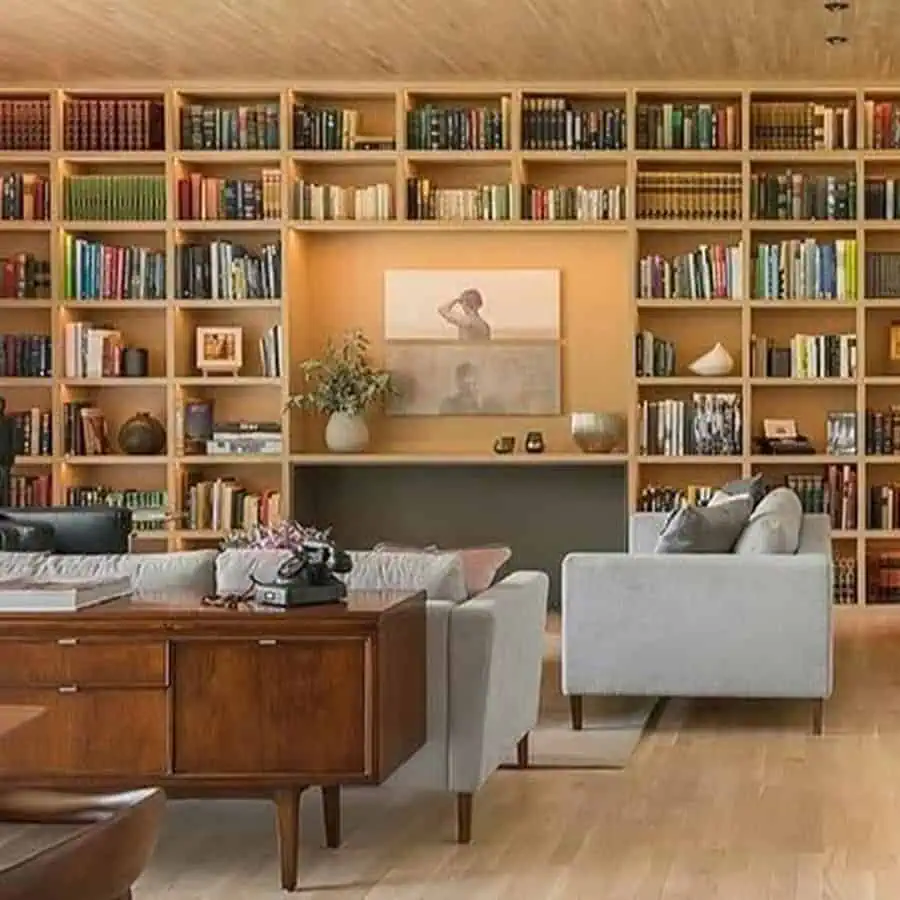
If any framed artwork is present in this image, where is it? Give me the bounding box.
[196,326,243,375]
[386,343,561,417]
[383,268,561,342]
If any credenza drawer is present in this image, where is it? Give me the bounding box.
[0,639,168,687]
[0,687,169,777]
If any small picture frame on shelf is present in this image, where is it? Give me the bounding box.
[196,327,243,376]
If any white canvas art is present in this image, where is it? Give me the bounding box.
[383,268,561,342]
[387,343,561,417]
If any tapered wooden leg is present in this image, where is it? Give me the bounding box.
[812,698,826,736]
[274,787,303,891]
[569,694,584,731]
[516,732,530,768]
[456,792,473,844]
[321,785,341,848]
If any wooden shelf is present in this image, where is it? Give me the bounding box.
[289,453,629,466]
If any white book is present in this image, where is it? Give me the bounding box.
[0,577,132,612]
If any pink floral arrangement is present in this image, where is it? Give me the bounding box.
[222,520,333,551]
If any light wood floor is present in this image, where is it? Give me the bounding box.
[137,607,900,899]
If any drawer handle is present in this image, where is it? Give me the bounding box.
[56,638,78,646]
[57,685,79,694]
[257,639,278,647]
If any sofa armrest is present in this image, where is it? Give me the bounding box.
[446,571,549,793]
[561,552,832,698]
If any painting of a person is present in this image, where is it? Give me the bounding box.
[437,288,492,341]
[439,362,505,415]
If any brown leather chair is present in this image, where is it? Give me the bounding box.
[0,787,165,900]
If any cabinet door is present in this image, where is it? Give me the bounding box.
[0,688,168,777]
[173,638,369,778]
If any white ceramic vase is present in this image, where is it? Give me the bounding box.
[325,412,369,453]
[688,342,735,377]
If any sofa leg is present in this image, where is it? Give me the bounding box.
[569,694,584,731]
[456,792,473,844]
[812,699,825,736]
[516,733,529,768]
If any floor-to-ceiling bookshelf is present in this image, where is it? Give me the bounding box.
[4,84,900,603]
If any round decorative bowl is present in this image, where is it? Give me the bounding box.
[118,412,167,456]
[571,412,626,454]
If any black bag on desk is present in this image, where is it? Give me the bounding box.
[0,520,54,552]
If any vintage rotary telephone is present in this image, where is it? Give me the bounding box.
[250,540,353,608]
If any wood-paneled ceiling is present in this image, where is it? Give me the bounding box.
[0,0,892,84]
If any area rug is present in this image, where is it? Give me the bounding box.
[503,626,661,770]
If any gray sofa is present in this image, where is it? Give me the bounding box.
[561,510,833,734]
[0,545,549,843]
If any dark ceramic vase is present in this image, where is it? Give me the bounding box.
[524,431,545,454]
[118,412,166,456]
[493,435,515,454]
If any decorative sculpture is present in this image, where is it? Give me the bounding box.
[688,342,735,377]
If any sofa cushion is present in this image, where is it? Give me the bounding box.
[0,552,49,581]
[216,547,469,602]
[372,543,512,596]
[347,550,468,602]
[716,474,766,509]
[0,522,54,552]
[216,549,292,595]
[733,487,803,555]
[654,494,753,554]
[35,551,217,595]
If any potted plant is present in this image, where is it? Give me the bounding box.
[287,330,394,453]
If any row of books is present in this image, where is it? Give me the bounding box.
[636,103,739,151]
[177,172,283,221]
[63,324,130,379]
[521,185,626,222]
[293,182,393,222]
[406,102,512,151]
[63,402,109,454]
[63,99,165,152]
[63,237,166,301]
[9,407,52,457]
[867,484,900,530]
[174,241,282,301]
[750,173,856,221]
[182,476,282,533]
[5,474,50,507]
[0,334,51,378]
[753,239,858,302]
[750,103,854,152]
[0,254,50,299]
[0,174,49,221]
[638,394,742,457]
[634,173,742,220]
[637,243,743,300]
[521,99,626,151]
[406,180,512,222]
[748,333,858,379]
[293,107,372,152]
[0,99,50,152]
[634,332,676,378]
[63,487,168,533]
[64,175,165,222]
[786,468,858,530]
[180,104,280,152]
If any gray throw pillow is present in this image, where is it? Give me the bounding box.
[654,494,753,554]
[718,474,766,509]
[733,487,803,555]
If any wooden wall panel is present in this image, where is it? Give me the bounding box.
[297,232,630,455]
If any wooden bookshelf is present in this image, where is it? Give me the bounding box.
[1,84,900,603]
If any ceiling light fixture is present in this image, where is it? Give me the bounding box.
[824,1,849,10]
[825,34,848,44]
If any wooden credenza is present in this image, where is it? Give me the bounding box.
[0,590,427,891]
